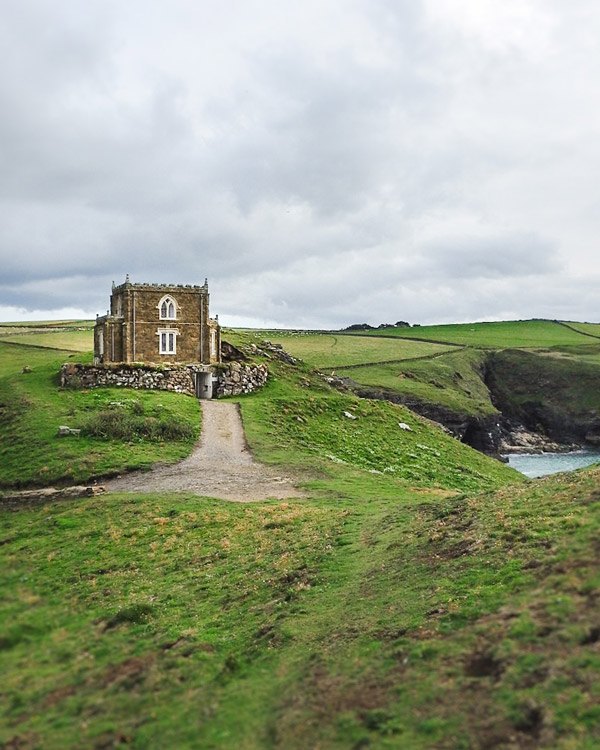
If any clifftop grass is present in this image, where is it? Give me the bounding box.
[235,356,516,493]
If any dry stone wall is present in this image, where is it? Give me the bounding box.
[60,363,196,394]
[215,362,268,397]
[60,361,268,398]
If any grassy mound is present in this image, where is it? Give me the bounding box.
[236,357,515,493]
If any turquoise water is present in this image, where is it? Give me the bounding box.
[505,451,600,478]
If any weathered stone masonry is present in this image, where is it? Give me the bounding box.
[60,362,269,398]
[94,278,221,367]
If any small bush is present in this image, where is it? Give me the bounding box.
[80,404,194,442]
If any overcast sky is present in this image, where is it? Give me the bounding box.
[1,0,599,328]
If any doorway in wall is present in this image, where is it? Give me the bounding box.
[194,371,213,399]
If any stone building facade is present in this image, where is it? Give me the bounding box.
[94,278,222,397]
[94,277,221,366]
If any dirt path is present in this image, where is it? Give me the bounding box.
[105,401,301,502]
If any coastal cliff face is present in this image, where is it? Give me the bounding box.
[331,349,600,456]
[484,350,600,446]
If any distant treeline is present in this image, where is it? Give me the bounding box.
[343,321,417,331]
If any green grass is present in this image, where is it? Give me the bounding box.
[0,342,200,488]
[1,324,599,749]
[254,331,453,368]
[352,319,598,349]
[0,319,94,329]
[342,348,496,416]
[1,465,597,748]
[0,329,94,352]
[235,356,514,492]
[562,321,600,339]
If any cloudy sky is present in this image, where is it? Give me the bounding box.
[1,0,599,328]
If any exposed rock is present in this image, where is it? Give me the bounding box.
[21,366,32,374]
[343,411,358,420]
[57,426,81,437]
[259,341,297,365]
[500,425,579,454]
[221,340,247,362]
[1,485,106,507]
[398,422,412,431]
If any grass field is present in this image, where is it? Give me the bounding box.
[343,348,497,416]
[1,356,597,747]
[0,320,94,328]
[0,319,94,353]
[1,323,599,748]
[0,329,94,352]
[0,342,200,488]
[255,331,454,368]
[562,321,600,339]
[350,319,599,349]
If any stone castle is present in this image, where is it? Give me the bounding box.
[61,277,267,400]
[94,276,221,367]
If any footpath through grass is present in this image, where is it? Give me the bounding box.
[1,454,597,748]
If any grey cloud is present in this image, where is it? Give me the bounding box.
[0,0,599,327]
[420,234,560,280]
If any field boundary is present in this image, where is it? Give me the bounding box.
[328,346,467,371]
[0,339,81,354]
[557,320,600,341]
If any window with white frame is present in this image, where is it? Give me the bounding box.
[158,328,178,355]
[158,295,177,320]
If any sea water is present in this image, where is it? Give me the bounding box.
[505,451,600,478]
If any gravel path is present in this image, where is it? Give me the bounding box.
[106,401,301,502]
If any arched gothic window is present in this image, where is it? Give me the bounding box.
[158,296,177,320]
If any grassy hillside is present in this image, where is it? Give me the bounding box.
[257,331,454,368]
[235,356,515,493]
[0,320,94,352]
[1,324,599,749]
[342,348,496,417]
[1,434,597,748]
[561,321,600,339]
[0,342,200,488]
[352,319,596,349]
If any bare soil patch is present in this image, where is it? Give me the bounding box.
[106,401,301,502]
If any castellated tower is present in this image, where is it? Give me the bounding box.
[93,277,221,366]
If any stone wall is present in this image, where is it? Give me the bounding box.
[215,362,269,397]
[60,361,269,398]
[60,363,196,395]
